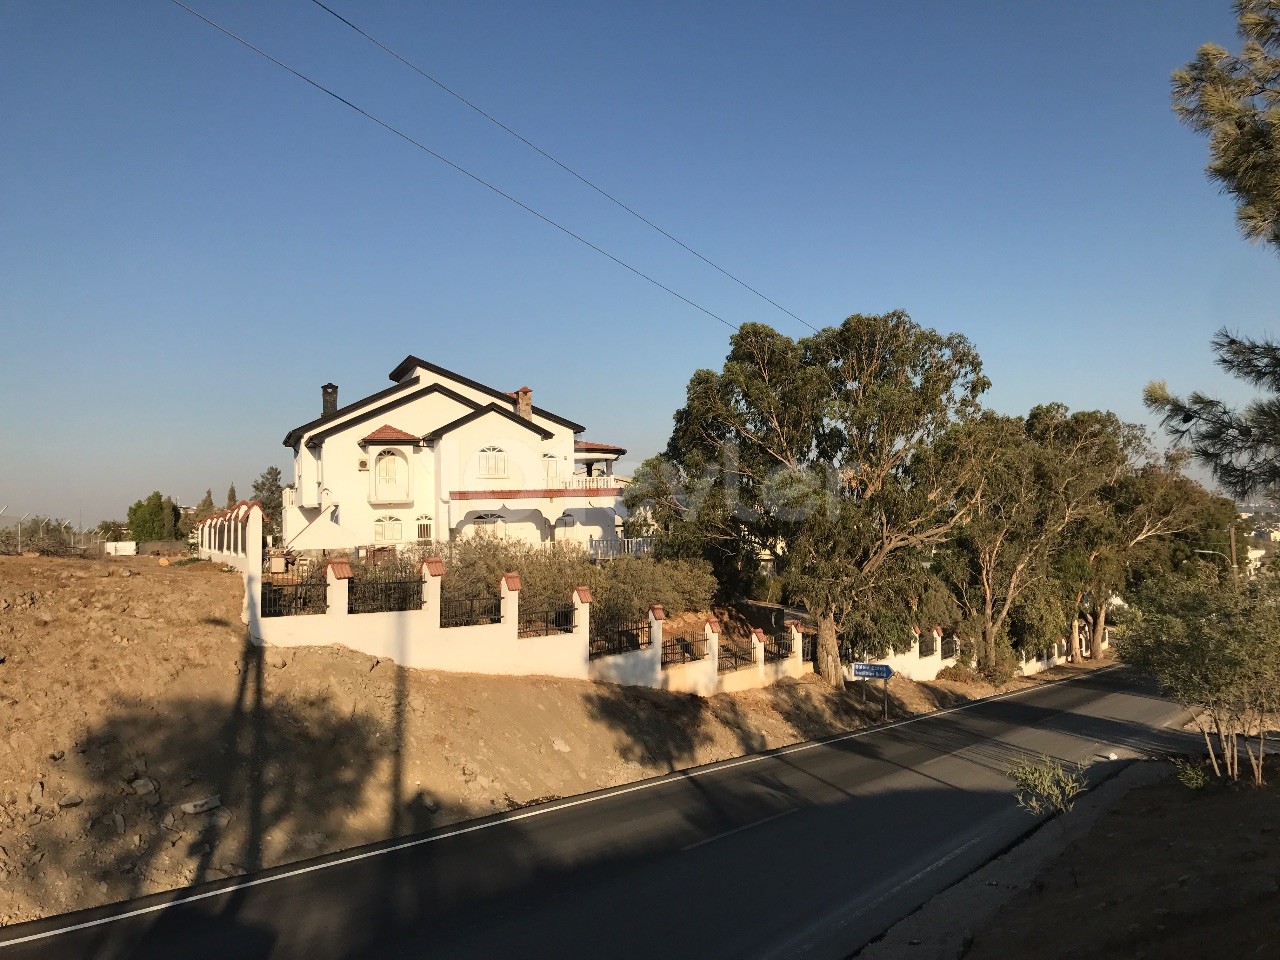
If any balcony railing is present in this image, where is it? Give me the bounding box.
[561,475,625,490]
[588,537,653,561]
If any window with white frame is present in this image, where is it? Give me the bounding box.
[543,453,559,482]
[374,450,408,501]
[478,445,507,478]
[373,515,402,542]
[416,515,432,541]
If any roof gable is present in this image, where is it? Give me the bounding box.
[361,424,419,445]
[423,403,555,443]
[302,383,480,448]
[388,355,585,434]
[284,376,422,447]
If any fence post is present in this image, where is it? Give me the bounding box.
[326,558,352,617]
[421,556,444,628]
[572,586,592,670]
[244,505,264,639]
[705,616,721,662]
[784,618,803,662]
[501,572,521,627]
[649,604,665,653]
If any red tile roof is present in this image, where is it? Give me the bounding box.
[361,424,419,444]
[421,557,445,577]
[575,440,627,455]
[503,572,522,592]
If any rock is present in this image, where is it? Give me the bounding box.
[131,778,156,796]
[57,794,83,809]
[24,814,42,827]
[551,739,571,753]
[28,783,43,805]
[206,808,233,830]
[49,750,64,762]
[120,570,132,579]
[97,569,112,578]
[162,813,176,830]
[180,796,220,815]
[134,608,150,620]
[267,651,288,669]
[112,812,125,835]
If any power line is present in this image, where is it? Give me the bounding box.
[306,0,818,334]
[167,0,739,331]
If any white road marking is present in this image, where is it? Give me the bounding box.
[0,666,1122,950]
[680,807,798,851]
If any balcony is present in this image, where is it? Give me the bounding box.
[588,536,653,561]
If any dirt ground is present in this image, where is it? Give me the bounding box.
[962,760,1280,960]
[0,554,1098,928]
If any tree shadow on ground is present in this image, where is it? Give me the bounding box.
[36,635,392,923]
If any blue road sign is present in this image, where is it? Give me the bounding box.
[851,662,894,680]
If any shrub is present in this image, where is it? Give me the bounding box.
[1172,757,1210,790]
[1007,754,1086,818]
[936,663,984,685]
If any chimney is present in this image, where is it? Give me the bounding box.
[321,383,338,417]
[515,386,533,420]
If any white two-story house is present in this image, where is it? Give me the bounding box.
[280,355,628,552]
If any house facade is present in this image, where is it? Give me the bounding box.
[281,356,628,552]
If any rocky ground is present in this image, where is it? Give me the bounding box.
[0,554,1096,928]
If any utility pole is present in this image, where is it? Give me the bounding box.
[1229,523,1239,580]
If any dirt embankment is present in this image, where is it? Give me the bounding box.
[961,762,1280,960]
[0,555,1095,927]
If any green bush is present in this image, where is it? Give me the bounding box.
[1172,757,1210,790]
[936,663,984,685]
[396,537,716,627]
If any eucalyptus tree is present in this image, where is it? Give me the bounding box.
[932,408,1114,679]
[629,312,989,686]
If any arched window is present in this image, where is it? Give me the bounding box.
[373,516,402,542]
[374,450,407,501]
[478,446,507,478]
[543,453,559,482]
[416,515,433,542]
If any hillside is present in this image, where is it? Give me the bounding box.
[0,554,1095,926]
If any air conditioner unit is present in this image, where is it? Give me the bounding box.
[358,458,369,471]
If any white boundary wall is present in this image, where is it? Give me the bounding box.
[196,502,265,637]
[251,566,811,697]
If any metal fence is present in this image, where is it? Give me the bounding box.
[941,635,957,660]
[717,645,754,673]
[440,596,502,628]
[763,635,791,662]
[919,633,937,657]
[661,632,708,667]
[801,635,815,662]
[348,578,423,615]
[588,621,650,660]
[261,577,327,618]
[518,605,576,638]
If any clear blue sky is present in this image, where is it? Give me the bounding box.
[3,0,1278,526]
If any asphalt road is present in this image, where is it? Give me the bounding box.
[0,667,1192,960]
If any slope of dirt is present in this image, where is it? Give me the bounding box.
[0,554,1101,927]
[961,761,1280,960]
